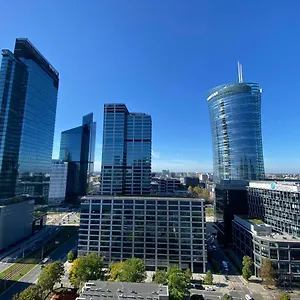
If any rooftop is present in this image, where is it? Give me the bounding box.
[78,281,168,300]
[81,195,201,201]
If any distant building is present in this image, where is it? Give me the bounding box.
[0,197,34,251]
[232,215,300,286]
[184,177,199,187]
[162,169,170,177]
[48,160,68,203]
[155,178,180,194]
[100,104,152,195]
[0,38,59,203]
[79,196,206,273]
[207,72,265,244]
[60,113,96,202]
[199,173,208,183]
[248,181,300,237]
[78,281,169,300]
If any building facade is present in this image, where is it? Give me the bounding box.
[184,177,200,187]
[248,181,300,237]
[100,104,152,195]
[0,38,59,203]
[78,196,206,273]
[48,160,68,203]
[207,80,265,244]
[0,197,34,251]
[59,113,96,202]
[232,215,300,286]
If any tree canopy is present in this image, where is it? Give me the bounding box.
[69,253,105,287]
[118,258,147,283]
[221,295,233,300]
[108,261,125,282]
[38,261,64,292]
[152,269,168,285]
[67,250,75,262]
[167,265,192,300]
[260,258,275,287]
[13,284,43,300]
[203,270,213,285]
[242,256,253,281]
[278,293,291,300]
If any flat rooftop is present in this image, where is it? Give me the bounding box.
[249,181,300,192]
[81,195,202,201]
[78,281,168,300]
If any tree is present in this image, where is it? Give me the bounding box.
[69,253,105,288]
[152,269,168,285]
[193,186,202,196]
[109,261,125,281]
[242,255,253,281]
[13,285,43,300]
[278,293,291,300]
[119,258,147,283]
[260,258,275,287]
[221,295,233,300]
[38,261,64,292]
[68,250,75,262]
[167,265,192,300]
[188,186,194,194]
[203,270,213,285]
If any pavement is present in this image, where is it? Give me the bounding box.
[0,235,78,300]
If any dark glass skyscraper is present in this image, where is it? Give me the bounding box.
[60,113,96,202]
[0,38,59,202]
[100,104,152,195]
[207,77,265,244]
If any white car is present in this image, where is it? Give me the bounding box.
[205,286,215,291]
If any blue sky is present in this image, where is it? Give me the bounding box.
[0,0,299,173]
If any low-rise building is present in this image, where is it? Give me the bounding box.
[78,196,206,273]
[77,281,168,300]
[0,197,34,251]
[232,215,300,286]
[184,177,199,187]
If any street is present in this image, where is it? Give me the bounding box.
[0,235,77,300]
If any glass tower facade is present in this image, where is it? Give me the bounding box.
[0,38,59,202]
[59,113,96,201]
[100,104,152,195]
[207,82,265,244]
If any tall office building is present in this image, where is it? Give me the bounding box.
[59,113,96,202]
[100,104,152,195]
[207,63,265,244]
[0,38,59,203]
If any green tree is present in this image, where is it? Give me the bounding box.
[278,293,291,300]
[201,188,210,201]
[242,255,253,281]
[69,253,105,288]
[152,269,168,285]
[38,261,64,292]
[188,186,194,194]
[68,250,75,262]
[260,258,275,287]
[13,285,43,300]
[203,270,213,285]
[193,186,202,196]
[221,295,233,300]
[108,261,125,281]
[119,258,146,283]
[167,265,192,300]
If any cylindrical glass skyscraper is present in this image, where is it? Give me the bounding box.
[207,82,265,183]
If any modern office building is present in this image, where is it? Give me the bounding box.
[248,181,300,237]
[59,113,96,202]
[79,281,169,300]
[0,38,59,203]
[0,197,34,251]
[207,64,265,244]
[48,159,68,203]
[100,104,152,195]
[184,176,200,187]
[232,215,300,286]
[78,196,206,273]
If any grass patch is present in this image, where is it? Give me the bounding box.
[249,219,264,225]
[11,264,36,281]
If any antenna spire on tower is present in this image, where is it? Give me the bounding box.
[238,61,243,83]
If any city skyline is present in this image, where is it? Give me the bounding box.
[1,1,300,173]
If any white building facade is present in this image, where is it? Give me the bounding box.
[48,159,68,203]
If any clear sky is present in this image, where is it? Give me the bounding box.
[0,0,299,173]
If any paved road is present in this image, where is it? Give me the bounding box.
[0,235,77,300]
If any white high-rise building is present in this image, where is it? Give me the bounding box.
[48,160,68,203]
